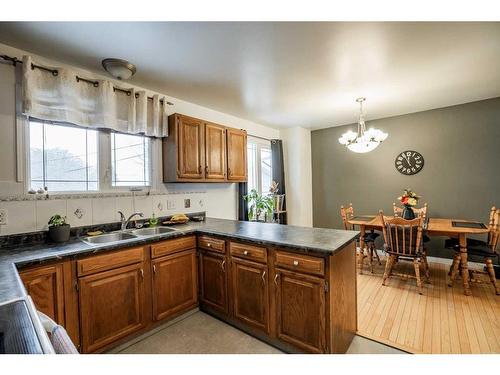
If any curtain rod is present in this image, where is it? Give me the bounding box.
[248,134,274,142]
[1,54,173,106]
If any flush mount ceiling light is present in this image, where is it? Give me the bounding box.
[338,97,388,153]
[101,58,137,80]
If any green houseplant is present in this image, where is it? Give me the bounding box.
[48,214,70,243]
[244,189,275,222]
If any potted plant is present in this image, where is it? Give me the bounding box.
[48,214,71,243]
[244,189,275,222]
[397,188,420,220]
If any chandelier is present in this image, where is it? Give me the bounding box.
[338,97,388,153]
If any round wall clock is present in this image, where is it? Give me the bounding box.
[395,150,424,175]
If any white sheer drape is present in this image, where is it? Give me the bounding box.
[21,55,169,137]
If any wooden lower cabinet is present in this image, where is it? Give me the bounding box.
[19,263,65,326]
[274,268,327,353]
[231,257,269,333]
[199,250,229,315]
[79,262,147,353]
[152,249,198,321]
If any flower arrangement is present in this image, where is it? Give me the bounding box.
[398,188,420,207]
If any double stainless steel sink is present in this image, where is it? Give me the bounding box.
[81,226,177,245]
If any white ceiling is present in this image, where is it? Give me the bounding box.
[0,22,499,129]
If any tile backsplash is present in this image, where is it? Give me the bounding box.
[0,192,206,236]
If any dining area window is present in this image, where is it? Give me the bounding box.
[247,136,273,195]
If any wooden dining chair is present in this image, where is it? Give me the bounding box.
[341,203,382,273]
[380,210,429,294]
[393,203,430,279]
[445,206,499,295]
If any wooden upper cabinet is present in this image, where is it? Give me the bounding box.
[274,269,326,353]
[204,122,226,180]
[19,263,65,326]
[226,128,247,181]
[79,263,147,353]
[177,115,204,179]
[152,249,198,322]
[163,113,247,183]
[163,114,204,182]
[231,257,269,333]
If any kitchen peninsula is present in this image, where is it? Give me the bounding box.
[0,218,358,354]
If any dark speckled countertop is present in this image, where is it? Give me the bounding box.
[0,217,358,352]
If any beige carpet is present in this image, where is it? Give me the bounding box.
[114,311,404,354]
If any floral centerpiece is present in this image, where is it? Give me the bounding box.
[397,188,420,219]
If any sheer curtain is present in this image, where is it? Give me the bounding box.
[21,55,169,137]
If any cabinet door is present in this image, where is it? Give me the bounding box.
[205,122,226,180]
[199,251,228,315]
[177,115,204,179]
[275,269,326,353]
[231,257,269,333]
[226,128,247,181]
[152,249,198,321]
[79,263,146,353]
[19,263,65,326]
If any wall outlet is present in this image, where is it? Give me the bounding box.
[167,200,176,210]
[184,199,191,208]
[0,209,7,225]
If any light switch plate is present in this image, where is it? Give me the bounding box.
[0,209,7,225]
[184,199,191,208]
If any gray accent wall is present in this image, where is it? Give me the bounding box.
[311,97,500,259]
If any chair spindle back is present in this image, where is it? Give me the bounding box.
[380,210,424,257]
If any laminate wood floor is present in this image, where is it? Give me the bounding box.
[357,257,500,354]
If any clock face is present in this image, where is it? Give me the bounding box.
[395,150,424,175]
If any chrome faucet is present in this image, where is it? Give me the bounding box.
[118,211,144,231]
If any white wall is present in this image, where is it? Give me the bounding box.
[0,42,279,235]
[280,127,313,227]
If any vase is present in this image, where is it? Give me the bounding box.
[402,205,415,220]
[48,224,71,243]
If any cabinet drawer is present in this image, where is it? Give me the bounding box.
[151,236,196,259]
[198,235,226,254]
[77,246,144,277]
[275,251,325,276]
[230,242,267,263]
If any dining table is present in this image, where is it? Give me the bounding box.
[347,215,490,295]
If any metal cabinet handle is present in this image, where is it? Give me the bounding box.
[243,250,249,255]
[153,265,157,274]
[261,270,266,284]
[207,243,211,247]
[198,165,202,174]
[140,269,144,279]
[221,259,226,272]
[293,260,299,266]
[274,273,280,286]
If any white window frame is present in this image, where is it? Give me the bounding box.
[247,136,272,195]
[109,131,152,190]
[26,119,100,194]
[25,119,155,195]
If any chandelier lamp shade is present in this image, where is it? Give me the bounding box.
[338,97,388,153]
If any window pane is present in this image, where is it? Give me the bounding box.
[29,121,98,192]
[260,147,272,193]
[112,133,150,187]
[247,143,257,192]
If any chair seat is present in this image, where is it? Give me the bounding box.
[444,239,498,258]
[445,237,488,248]
[364,232,379,242]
